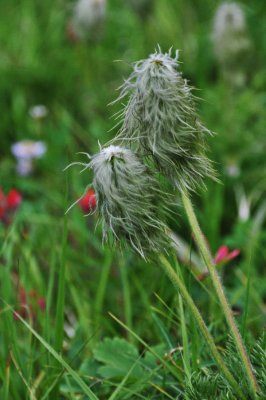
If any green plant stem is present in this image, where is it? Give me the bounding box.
[159,255,245,400]
[181,191,259,396]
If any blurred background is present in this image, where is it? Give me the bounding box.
[0,0,266,398]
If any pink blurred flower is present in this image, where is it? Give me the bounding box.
[197,245,240,281]
[37,297,46,312]
[214,245,240,264]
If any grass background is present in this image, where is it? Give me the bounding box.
[0,0,265,398]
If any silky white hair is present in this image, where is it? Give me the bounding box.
[88,145,172,259]
[112,48,216,192]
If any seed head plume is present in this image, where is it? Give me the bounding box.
[88,145,171,259]
[112,48,216,192]
[212,2,251,86]
[70,0,106,41]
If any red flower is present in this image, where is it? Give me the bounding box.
[6,189,22,209]
[79,189,97,213]
[0,187,22,224]
[214,245,240,265]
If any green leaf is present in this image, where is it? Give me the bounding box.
[80,359,101,377]
[94,337,143,380]
[142,344,166,370]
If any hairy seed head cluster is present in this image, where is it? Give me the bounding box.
[113,48,215,192]
[69,48,217,257]
[89,145,171,258]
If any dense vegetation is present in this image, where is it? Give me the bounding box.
[0,1,265,399]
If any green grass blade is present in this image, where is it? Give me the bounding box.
[178,294,191,380]
[4,305,100,400]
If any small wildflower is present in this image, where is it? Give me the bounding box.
[235,186,250,222]
[29,105,48,120]
[113,48,216,192]
[70,0,106,41]
[79,189,97,213]
[37,297,46,312]
[212,2,251,86]
[198,245,240,281]
[225,161,240,178]
[6,189,22,210]
[214,245,240,264]
[70,145,172,258]
[0,187,22,225]
[11,140,47,176]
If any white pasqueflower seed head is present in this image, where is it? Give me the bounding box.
[113,48,215,192]
[214,2,246,36]
[212,2,251,85]
[71,0,106,40]
[89,145,171,259]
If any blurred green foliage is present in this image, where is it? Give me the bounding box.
[0,0,265,398]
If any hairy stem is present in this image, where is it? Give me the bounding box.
[159,255,245,399]
[181,190,259,396]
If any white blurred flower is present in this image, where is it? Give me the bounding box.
[71,0,106,41]
[29,105,48,120]
[11,140,47,160]
[235,186,250,222]
[11,140,47,176]
[212,2,251,86]
[214,2,246,36]
[16,159,33,176]
[239,194,250,222]
[225,161,240,178]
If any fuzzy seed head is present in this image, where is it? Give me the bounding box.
[214,2,246,35]
[89,145,171,258]
[71,0,106,40]
[212,2,251,85]
[113,48,215,192]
